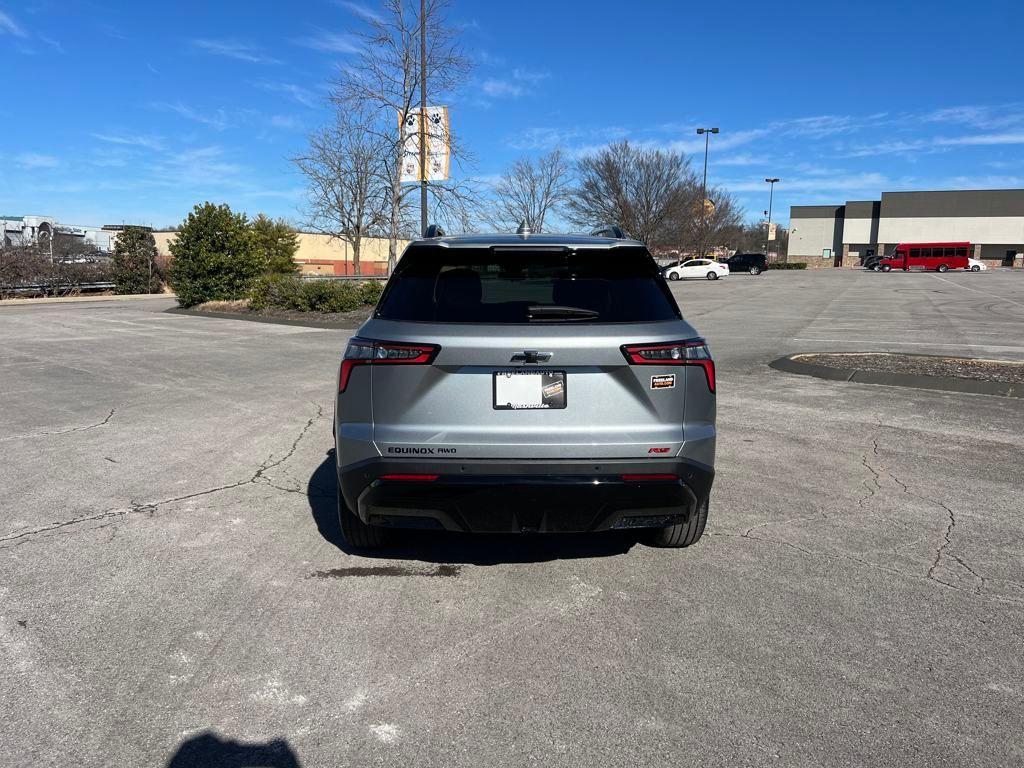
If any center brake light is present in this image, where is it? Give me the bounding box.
[620,338,715,393]
[339,337,440,393]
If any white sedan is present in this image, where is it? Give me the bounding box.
[664,259,730,281]
[967,257,987,272]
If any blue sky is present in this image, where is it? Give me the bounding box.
[3,0,1023,228]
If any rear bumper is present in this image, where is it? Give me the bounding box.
[338,458,714,533]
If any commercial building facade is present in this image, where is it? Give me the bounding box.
[788,189,1024,268]
[152,231,400,276]
[1,215,118,252]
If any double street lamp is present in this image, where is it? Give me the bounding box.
[696,127,719,258]
[764,177,780,259]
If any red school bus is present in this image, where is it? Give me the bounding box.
[879,242,971,272]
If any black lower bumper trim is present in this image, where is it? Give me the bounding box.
[339,458,713,534]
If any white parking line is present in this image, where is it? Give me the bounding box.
[930,274,1024,308]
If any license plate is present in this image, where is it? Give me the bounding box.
[493,370,567,410]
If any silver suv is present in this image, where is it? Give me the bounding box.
[334,230,716,549]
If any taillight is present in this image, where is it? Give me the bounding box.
[379,474,440,482]
[621,473,679,482]
[620,338,715,392]
[339,337,440,393]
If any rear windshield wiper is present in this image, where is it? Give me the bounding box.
[527,304,600,321]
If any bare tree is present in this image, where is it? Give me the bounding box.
[293,107,390,274]
[564,141,700,247]
[331,0,472,270]
[669,186,744,256]
[485,149,571,233]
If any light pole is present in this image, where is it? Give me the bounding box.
[419,0,428,236]
[696,127,719,258]
[764,177,779,260]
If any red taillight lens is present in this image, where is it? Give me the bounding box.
[339,338,440,393]
[379,473,440,482]
[620,338,715,392]
[621,473,679,482]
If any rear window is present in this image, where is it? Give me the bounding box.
[376,245,682,323]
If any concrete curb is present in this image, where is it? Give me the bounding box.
[0,293,174,306]
[165,306,362,330]
[769,354,1023,398]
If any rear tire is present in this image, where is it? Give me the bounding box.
[749,266,762,275]
[706,271,718,280]
[937,264,949,273]
[338,487,388,550]
[648,497,709,548]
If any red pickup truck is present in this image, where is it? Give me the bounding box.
[879,242,971,272]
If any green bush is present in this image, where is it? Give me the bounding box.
[112,226,162,294]
[169,203,262,306]
[249,273,304,311]
[767,262,808,270]
[249,274,384,313]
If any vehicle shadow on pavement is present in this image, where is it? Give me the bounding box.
[164,731,301,767]
[307,453,641,565]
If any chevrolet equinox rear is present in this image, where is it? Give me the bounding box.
[334,231,716,549]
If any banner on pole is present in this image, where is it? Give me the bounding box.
[767,222,777,241]
[400,106,451,183]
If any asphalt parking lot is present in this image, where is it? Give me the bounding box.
[2,269,1023,767]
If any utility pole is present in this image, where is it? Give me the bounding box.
[764,177,779,260]
[696,128,718,258]
[419,0,428,236]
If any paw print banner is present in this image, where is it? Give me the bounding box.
[400,106,451,183]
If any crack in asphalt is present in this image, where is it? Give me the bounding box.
[857,435,882,508]
[0,407,116,442]
[0,404,325,547]
[717,420,1008,601]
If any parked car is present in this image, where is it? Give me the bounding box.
[334,228,716,549]
[663,258,729,281]
[878,242,971,272]
[967,257,987,272]
[863,254,883,271]
[724,252,768,275]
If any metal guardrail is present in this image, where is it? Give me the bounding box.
[301,272,389,280]
[1,281,116,296]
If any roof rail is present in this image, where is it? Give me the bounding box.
[422,224,446,238]
[590,224,627,239]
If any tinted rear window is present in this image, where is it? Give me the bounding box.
[376,245,681,323]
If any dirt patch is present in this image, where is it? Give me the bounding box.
[182,301,375,328]
[795,353,1024,385]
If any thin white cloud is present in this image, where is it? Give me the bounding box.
[269,114,302,130]
[479,68,552,100]
[150,101,229,130]
[291,29,361,54]
[334,1,383,22]
[16,152,59,169]
[482,79,524,98]
[39,35,63,53]
[251,81,320,109]
[0,10,27,37]
[192,38,280,64]
[92,132,166,152]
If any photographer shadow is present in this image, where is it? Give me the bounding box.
[164,731,301,768]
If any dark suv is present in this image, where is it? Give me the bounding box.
[724,253,767,275]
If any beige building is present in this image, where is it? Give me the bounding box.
[152,231,403,276]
